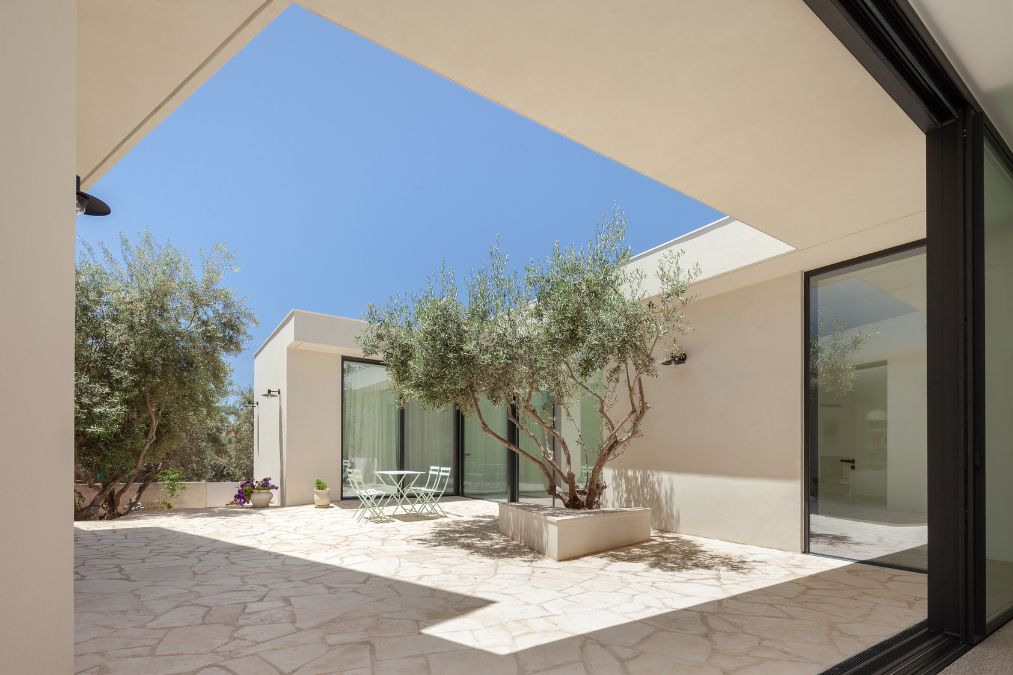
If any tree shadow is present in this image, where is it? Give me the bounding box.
[599,530,755,573]
[809,531,857,546]
[605,467,679,531]
[412,514,544,562]
[413,511,755,573]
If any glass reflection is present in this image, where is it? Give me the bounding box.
[807,247,927,571]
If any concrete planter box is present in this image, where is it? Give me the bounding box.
[498,502,651,561]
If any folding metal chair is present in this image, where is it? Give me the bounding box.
[346,467,389,522]
[412,466,451,517]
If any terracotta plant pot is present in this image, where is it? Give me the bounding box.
[313,489,331,507]
[250,490,273,508]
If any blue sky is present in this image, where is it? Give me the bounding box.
[79,5,722,390]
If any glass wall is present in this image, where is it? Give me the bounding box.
[340,360,605,504]
[560,392,604,482]
[462,398,508,500]
[984,139,1013,622]
[807,246,928,571]
[518,393,554,504]
[341,360,398,495]
[404,400,455,484]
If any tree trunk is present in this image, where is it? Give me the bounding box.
[74,476,122,520]
[103,487,120,519]
[125,462,162,514]
[104,399,162,520]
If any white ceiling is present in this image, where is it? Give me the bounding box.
[909,0,1013,149]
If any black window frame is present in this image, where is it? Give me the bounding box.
[339,355,461,500]
[805,0,1013,669]
[802,239,927,574]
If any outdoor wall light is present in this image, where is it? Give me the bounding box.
[76,175,111,216]
[261,388,281,398]
[662,352,688,366]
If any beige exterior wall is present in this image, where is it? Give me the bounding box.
[254,311,364,505]
[603,273,804,552]
[0,1,76,671]
[284,349,344,506]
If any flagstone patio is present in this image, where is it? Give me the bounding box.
[75,499,927,674]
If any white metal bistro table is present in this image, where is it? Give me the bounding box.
[373,470,424,516]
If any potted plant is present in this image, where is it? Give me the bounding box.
[313,478,330,507]
[233,477,278,508]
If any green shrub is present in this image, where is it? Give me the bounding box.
[155,468,186,509]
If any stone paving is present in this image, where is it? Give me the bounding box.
[75,499,927,674]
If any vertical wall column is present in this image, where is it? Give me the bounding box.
[0,0,76,670]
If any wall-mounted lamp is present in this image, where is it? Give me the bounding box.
[261,388,280,398]
[76,175,111,217]
[661,352,687,366]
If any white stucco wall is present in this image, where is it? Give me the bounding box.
[252,316,291,504]
[254,311,363,506]
[602,273,804,551]
[285,348,344,506]
[0,1,76,670]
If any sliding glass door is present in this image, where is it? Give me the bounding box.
[462,398,509,500]
[518,392,554,504]
[984,137,1013,623]
[341,360,399,495]
[806,245,928,571]
[404,400,455,485]
[341,358,456,497]
[341,360,603,504]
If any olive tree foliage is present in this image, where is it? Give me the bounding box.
[169,386,256,483]
[808,319,875,398]
[74,232,256,519]
[359,210,698,509]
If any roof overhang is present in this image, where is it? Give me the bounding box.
[79,1,925,295]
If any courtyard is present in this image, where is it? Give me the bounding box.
[75,499,926,674]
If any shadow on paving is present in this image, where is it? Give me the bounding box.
[413,513,755,573]
[74,522,927,674]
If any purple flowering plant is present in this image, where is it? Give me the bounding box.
[232,477,279,505]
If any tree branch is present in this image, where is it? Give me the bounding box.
[563,359,617,436]
[471,392,561,494]
[522,399,573,478]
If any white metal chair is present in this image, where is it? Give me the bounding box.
[412,466,452,517]
[407,465,439,509]
[346,467,389,522]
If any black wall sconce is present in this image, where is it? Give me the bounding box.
[261,388,281,398]
[661,352,687,366]
[76,175,110,216]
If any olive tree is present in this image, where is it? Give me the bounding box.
[359,210,698,509]
[74,232,256,519]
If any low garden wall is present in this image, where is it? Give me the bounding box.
[74,482,239,510]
